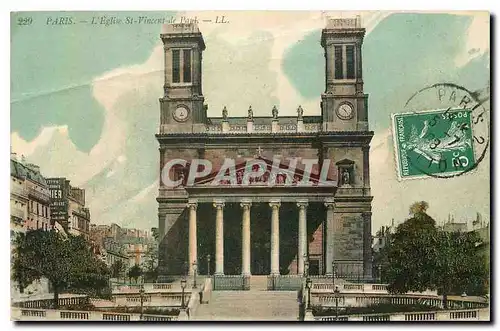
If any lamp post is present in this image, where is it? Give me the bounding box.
[139,281,145,320]
[332,261,336,289]
[192,261,197,289]
[305,277,312,310]
[334,285,340,320]
[304,254,309,277]
[207,254,211,276]
[180,276,187,309]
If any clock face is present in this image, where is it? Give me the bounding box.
[336,103,354,120]
[173,106,190,122]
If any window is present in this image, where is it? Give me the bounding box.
[36,203,39,215]
[183,50,192,83]
[172,50,180,83]
[346,45,355,79]
[172,49,192,84]
[334,46,343,79]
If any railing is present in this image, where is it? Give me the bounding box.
[204,122,322,134]
[17,295,89,309]
[27,187,51,203]
[313,309,485,321]
[102,313,131,321]
[317,316,349,321]
[11,185,28,198]
[11,207,26,220]
[363,314,390,321]
[152,283,173,290]
[405,312,436,321]
[267,275,303,290]
[60,311,89,320]
[212,275,250,291]
[143,315,177,321]
[449,310,478,320]
[12,308,179,321]
[21,309,46,317]
[344,284,364,291]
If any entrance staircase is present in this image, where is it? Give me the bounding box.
[192,276,299,321]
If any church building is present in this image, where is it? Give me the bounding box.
[156,17,373,280]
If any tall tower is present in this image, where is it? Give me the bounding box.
[321,17,368,132]
[160,23,206,134]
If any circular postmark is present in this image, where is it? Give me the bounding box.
[394,83,489,179]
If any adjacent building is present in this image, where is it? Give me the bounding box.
[46,177,91,240]
[10,153,51,235]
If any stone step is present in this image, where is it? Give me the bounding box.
[193,290,299,321]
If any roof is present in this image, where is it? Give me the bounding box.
[10,159,47,186]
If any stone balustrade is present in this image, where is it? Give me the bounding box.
[313,308,488,322]
[311,292,487,310]
[15,294,89,309]
[311,283,389,293]
[12,307,179,321]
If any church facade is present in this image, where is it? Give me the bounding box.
[156,18,373,279]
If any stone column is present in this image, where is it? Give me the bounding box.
[362,211,373,279]
[269,200,281,275]
[297,200,308,275]
[214,200,225,275]
[324,198,335,275]
[187,200,198,275]
[240,200,252,276]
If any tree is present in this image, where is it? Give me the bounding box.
[384,204,438,294]
[143,244,158,282]
[110,260,125,280]
[128,264,143,283]
[11,229,111,308]
[384,202,489,308]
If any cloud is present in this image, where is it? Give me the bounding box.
[454,12,490,67]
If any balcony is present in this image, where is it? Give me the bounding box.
[11,207,26,220]
[73,207,90,220]
[27,188,51,203]
[11,186,28,199]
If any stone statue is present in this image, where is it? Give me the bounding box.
[222,106,228,120]
[342,169,350,186]
[248,106,253,120]
[297,105,304,120]
[272,105,278,119]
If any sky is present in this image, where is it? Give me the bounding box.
[10,11,490,232]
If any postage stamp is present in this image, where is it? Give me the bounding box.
[393,108,475,180]
[392,83,490,180]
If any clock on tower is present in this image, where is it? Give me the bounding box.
[320,17,369,132]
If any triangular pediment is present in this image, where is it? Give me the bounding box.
[180,156,336,187]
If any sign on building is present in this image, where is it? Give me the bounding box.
[46,177,69,221]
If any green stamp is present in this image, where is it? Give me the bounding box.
[392,108,476,180]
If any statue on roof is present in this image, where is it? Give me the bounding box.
[248,106,253,121]
[272,105,278,119]
[222,106,228,120]
[297,105,304,120]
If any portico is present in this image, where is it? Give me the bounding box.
[184,185,337,276]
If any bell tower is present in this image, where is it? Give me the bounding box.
[321,17,369,132]
[160,23,207,134]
